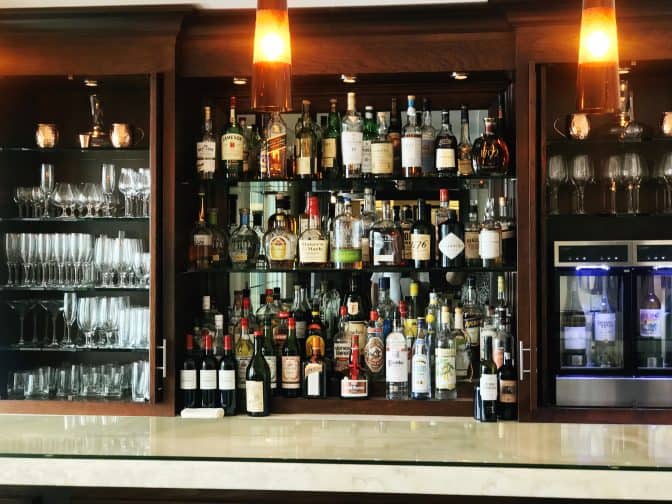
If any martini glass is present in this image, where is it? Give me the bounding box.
[8,299,31,347]
[41,299,64,348]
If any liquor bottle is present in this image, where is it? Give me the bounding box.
[411,317,431,399]
[479,308,498,363]
[362,105,377,177]
[322,98,341,179]
[221,96,245,180]
[298,192,310,237]
[227,197,239,237]
[264,213,297,269]
[438,209,465,268]
[298,195,329,268]
[404,281,420,352]
[457,105,473,176]
[258,113,269,179]
[435,110,458,176]
[434,189,451,253]
[302,340,327,399]
[333,306,351,376]
[464,200,481,267]
[219,334,237,415]
[268,194,297,235]
[453,307,471,381]
[360,188,377,267]
[420,98,436,175]
[364,310,385,381]
[234,298,258,346]
[498,196,516,266]
[639,276,662,368]
[256,289,278,332]
[410,198,434,268]
[296,99,318,180]
[345,275,368,350]
[479,198,502,268]
[385,310,408,399]
[196,295,217,350]
[375,276,397,337]
[370,200,404,267]
[246,330,271,417]
[388,97,402,173]
[181,334,198,408]
[463,277,483,375]
[341,92,363,179]
[197,106,217,180]
[252,211,267,269]
[495,275,509,329]
[199,333,218,408]
[281,317,302,397]
[371,112,394,177]
[472,117,510,176]
[235,318,253,406]
[239,117,250,179]
[189,190,213,271]
[436,305,457,400]
[341,336,369,399]
[593,282,618,367]
[213,313,225,356]
[261,320,277,394]
[264,111,288,179]
[274,310,289,357]
[478,335,498,422]
[401,95,422,178]
[399,205,414,263]
[497,339,517,420]
[229,208,260,270]
[561,277,587,367]
[289,284,308,348]
[305,308,326,359]
[332,198,363,270]
[206,209,226,268]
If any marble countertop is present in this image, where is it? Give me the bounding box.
[0,414,670,499]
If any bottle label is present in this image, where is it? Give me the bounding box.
[341,131,363,165]
[456,340,470,379]
[264,356,277,389]
[218,369,235,391]
[246,381,265,413]
[411,234,431,261]
[295,321,307,342]
[373,234,397,264]
[502,229,515,240]
[563,326,587,350]
[299,239,328,264]
[268,133,287,158]
[341,378,368,398]
[304,362,323,397]
[464,318,480,346]
[322,138,337,163]
[221,133,244,161]
[281,356,301,388]
[305,334,326,358]
[458,157,473,176]
[180,369,197,390]
[436,148,456,169]
[196,141,216,174]
[347,302,359,316]
[401,136,421,167]
[268,235,292,261]
[411,354,430,394]
[465,231,480,260]
[364,333,385,374]
[332,247,362,264]
[386,336,408,382]
[297,156,312,175]
[347,321,367,350]
[229,250,248,263]
[480,374,498,401]
[334,341,351,373]
[371,143,393,174]
[199,369,217,390]
[439,233,465,260]
[640,309,662,339]
[236,357,251,388]
[435,347,456,391]
[362,140,372,174]
[421,139,434,173]
[193,234,212,247]
[403,230,412,260]
[499,379,517,403]
[494,347,504,370]
[479,229,500,260]
[594,313,616,342]
[361,237,370,264]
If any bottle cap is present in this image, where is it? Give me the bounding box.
[230,96,237,108]
[223,334,232,351]
[241,318,249,328]
[410,282,419,296]
[340,306,348,316]
[398,300,407,316]
[439,189,449,203]
[266,288,273,295]
[308,195,320,216]
[185,334,193,350]
[202,296,211,310]
[254,330,263,338]
[288,317,296,328]
[370,310,378,321]
[215,314,224,329]
[204,333,213,350]
[378,276,390,290]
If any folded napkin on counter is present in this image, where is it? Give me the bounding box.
[180,408,224,419]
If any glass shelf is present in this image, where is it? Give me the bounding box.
[0,285,149,293]
[0,346,148,353]
[0,146,150,153]
[0,217,149,223]
[183,265,517,275]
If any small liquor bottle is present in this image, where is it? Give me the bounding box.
[370,200,404,267]
[264,213,298,269]
[302,341,327,399]
[199,333,218,408]
[331,198,363,270]
[333,306,351,376]
[362,105,377,177]
[364,310,385,381]
[296,99,318,180]
[189,190,213,271]
[341,92,363,179]
[196,105,217,181]
[246,330,271,417]
[464,200,481,267]
[359,188,377,268]
[281,317,302,397]
[420,98,436,175]
[321,98,341,180]
[435,306,457,400]
[385,310,408,399]
[497,339,517,420]
[229,208,260,270]
[411,317,431,400]
[341,336,369,399]
[479,198,501,268]
[221,96,245,180]
[388,97,402,173]
[498,196,516,267]
[435,110,457,176]
[410,198,434,268]
[219,334,237,415]
[371,112,394,178]
[478,335,498,422]
[402,95,422,178]
[180,334,198,408]
[264,111,288,179]
[438,209,465,268]
[472,117,510,176]
[298,195,329,268]
[457,105,473,176]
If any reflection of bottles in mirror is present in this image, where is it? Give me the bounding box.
[593,281,619,368]
[639,276,662,368]
[561,277,587,367]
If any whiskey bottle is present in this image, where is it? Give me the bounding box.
[321,98,341,179]
[196,106,216,181]
[371,112,394,178]
[420,98,436,175]
[189,190,213,271]
[435,305,457,400]
[479,198,501,268]
[388,97,402,173]
[264,213,297,269]
[370,200,404,267]
[264,111,288,179]
[246,330,271,417]
[268,193,297,235]
[410,198,434,268]
[302,341,326,399]
[435,110,457,176]
[438,209,465,268]
[341,92,363,179]
[221,96,245,180]
[296,99,318,180]
[472,117,510,176]
[298,195,329,268]
[364,310,385,381]
[498,196,516,267]
[229,208,260,271]
[385,310,408,399]
[331,198,363,270]
[464,200,481,267]
[561,277,587,367]
[411,317,431,399]
[457,105,473,176]
[402,95,422,178]
[362,105,377,177]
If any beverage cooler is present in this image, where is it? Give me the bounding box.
[551,240,672,407]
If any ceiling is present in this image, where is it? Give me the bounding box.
[1,0,487,8]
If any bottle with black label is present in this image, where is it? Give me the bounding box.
[438,209,465,268]
[410,198,434,268]
[497,339,517,420]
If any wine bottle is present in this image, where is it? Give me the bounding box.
[246,330,271,417]
[497,339,517,421]
[262,318,278,394]
[561,277,587,367]
[219,334,237,415]
[302,341,327,399]
[281,317,302,397]
[199,333,218,408]
[181,334,198,408]
[478,335,498,422]
[410,198,434,268]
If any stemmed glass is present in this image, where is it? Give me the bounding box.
[138,168,150,217]
[570,155,594,215]
[74,234,93,286]
[659,152,672,214]
[547,155,567,215]
[119,239,141,286]
[52,183,74,218]
[28,302,41,347]
[77,297,98,348]
[40,299,63,348]
[8,299,31,347]
[19,233,36,285]
[40,163,55,219]
[52,233,68,285]
[35,233,52,286]
[603,155,622,215]
[62,292,77,348]
[13,188,27,218]
[72,185,86,217]
[101,163,116,217]
[119,168,137,217]
[620,152,646,214]
[5,233,20,285]
[30,187,43,218]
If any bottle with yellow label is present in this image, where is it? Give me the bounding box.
[264,213,297,269]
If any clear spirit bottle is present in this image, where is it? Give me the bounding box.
[402,95,422,178]
[371,112,394,177]
[341,92,363,179]
[435,110,457,176]
[479,198,501,268]
[411,317,431,399]
[331,198,362,270]
[370,200,404,266]
[362,105,377,177]
[420,97,436,175]
[196,105,216,181]
[457,105,473,176]
[229,208,260,271]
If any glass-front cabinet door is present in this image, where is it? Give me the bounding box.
[636,271,672,370]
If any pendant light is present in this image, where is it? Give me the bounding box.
[251,0,292,112]
[576,0,620,113]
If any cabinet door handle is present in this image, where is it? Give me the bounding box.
[156,338,167,379]
[519,341,532,381]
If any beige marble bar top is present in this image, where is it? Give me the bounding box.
[0,414,670,499]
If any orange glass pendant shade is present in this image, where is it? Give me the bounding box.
[252,0,292,112]
[576,0,620,113]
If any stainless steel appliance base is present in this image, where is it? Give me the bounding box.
[556,376,672,407]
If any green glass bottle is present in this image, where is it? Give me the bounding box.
[321,98,341,180]
[221,96,245,180]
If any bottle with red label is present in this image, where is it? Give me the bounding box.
[364,310,385,381]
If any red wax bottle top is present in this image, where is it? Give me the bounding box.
[279,311,290,319]
[185,334,194,350]
[288,317,296,328]
[398,300,407,317]
[440,188,449,202]
[308,195,320,216]
[241,318,249,328]
[243,297,251,309]
[254,330,263,338]
[370,310,378,321]
[223,334,233,350]
[204,334,213,350]
[339,305,348,317]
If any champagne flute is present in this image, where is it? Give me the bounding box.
[570,155,594,215]
[547,155,567,215]
[40,163,55,218]
[101,163,116,217]
[62,292,77,348]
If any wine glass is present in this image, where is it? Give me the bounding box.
[61,292,77,348]
[620,152,646,214]
[138,168,150,217]
[118,168,136,217]
[603,155,622,215]
[13,187,26,218]
[8,299,31,347]
[101,163,116,217]
[547,155,567,214]
[40,163,55,218]
[570,155,594,215]
[77,297,98,348]
[41,299,63,348]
